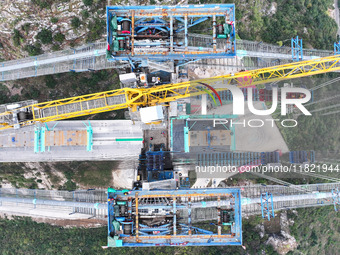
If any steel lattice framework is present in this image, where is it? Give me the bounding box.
[106,4,236,60]
[1,54,340,130]
[107,188,242,247]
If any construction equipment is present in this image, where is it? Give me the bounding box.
[106,4,236,62]
[289,151,315,164]
[107,188,242,247]
[0,3,339,251]
[1,55,340,130]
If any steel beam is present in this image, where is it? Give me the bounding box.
[213,15,216,53]
[185,14,188,51]
[173,197,177,236]
[170,16,173,53]
[291,36,303,61]
[131,11,135,57]
[334,41,340,55]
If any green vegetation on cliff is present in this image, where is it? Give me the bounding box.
[0,215,278,255]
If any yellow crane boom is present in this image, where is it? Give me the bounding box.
[1,54,340,130]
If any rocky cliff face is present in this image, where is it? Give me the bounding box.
[0,0,104,60]
[264,211,298,255]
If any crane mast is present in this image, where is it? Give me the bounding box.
[1,54,340,130]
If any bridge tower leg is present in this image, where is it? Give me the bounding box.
[334,41,340,55]
[261,192,275,221]
[291,36,303,61]
[332,188,340,212]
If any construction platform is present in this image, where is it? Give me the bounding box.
[106,4,236,61]
[0,120,143,162]
[107,188,242,247]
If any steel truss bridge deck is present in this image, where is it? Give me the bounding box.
[1,183,339,218]
[0,33,334,82]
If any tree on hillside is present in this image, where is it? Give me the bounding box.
[37,28,53,44]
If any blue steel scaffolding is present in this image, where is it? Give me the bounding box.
[106,4,236,65]
[289,150,315,164]
[260,151,280,165]
[261,192,275,221]
[145,149,173,182]
[107,188,242,247]
[332,188,340,212]
[334,41,340,55]
[291,36,303,61]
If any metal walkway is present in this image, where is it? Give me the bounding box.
[188,33,332,59]
[0,34,334,82]
[0,183,339,219]
[0,42,129,81]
